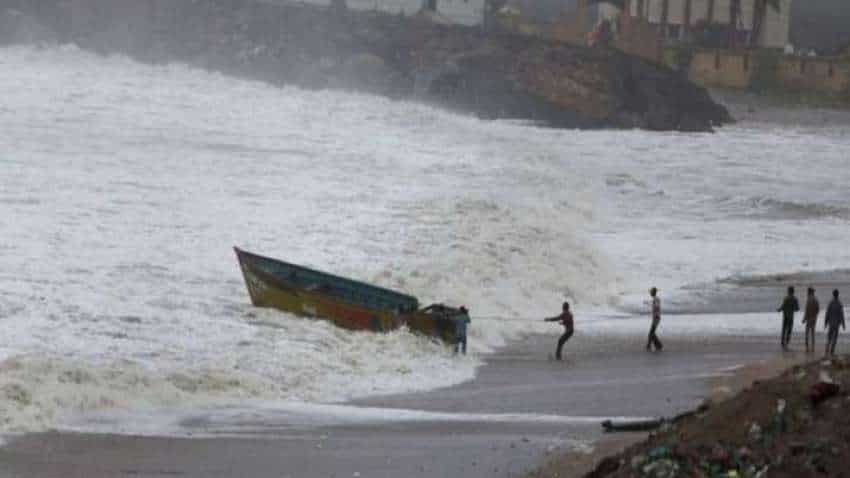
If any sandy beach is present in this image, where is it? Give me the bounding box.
[0,330,828,478]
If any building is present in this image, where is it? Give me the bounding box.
[618,0,792,49]
[261,0,485,26]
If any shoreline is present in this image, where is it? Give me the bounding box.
[0,332,805,478]
[526,348,816,477]
[571,352,850,477]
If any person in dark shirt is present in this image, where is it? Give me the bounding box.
[802,287,820,353]
[544,302,574,361]
[646,287,663,352]
[454,306,471,355]
[824,289,846,357]
[777,286,800,350]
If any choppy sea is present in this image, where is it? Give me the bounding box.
[1,45,849,433]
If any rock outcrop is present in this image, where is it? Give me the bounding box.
[0,0,731,131]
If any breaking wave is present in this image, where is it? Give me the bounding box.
[4,44,850,434]
[0,45,611,433]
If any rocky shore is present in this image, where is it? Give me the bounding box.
[564,356,850,478]
[0,0,730,131]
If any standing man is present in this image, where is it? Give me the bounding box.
[646,287,663,352]
[802,287,820,353]
[544,302,574,361]
[777,286,800,350]
[454,306,471,355]
[824,290,845,357]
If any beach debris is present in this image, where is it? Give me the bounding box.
[809,381,841,407]
[648,446,670,460]
[819,370,835,383]
[563,356,850,478]
[641,458,678,478]
[630,454,646,470]
[748,423,762,442]
[602,418,663,433]
[776,398,786,414]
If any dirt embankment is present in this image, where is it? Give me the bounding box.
[564,355,850,478]
[0,0,730,131]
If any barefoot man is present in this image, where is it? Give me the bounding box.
[825,289,846,357]
[646,287,663,352]
[544,302,574,361]
[803,287,820,353]
[777,286,800,350]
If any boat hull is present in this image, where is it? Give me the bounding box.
[235,248,402,332]
[234,248,466,344]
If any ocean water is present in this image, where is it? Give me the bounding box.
[1,45,849,433]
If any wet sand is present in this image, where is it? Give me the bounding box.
[0,333,827,478]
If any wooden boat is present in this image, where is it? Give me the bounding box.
[234,247,467,344]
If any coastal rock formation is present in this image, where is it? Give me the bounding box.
[0,0,731,131]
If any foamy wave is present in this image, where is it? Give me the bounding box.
[0,324,479,433]
[371,195,620,350]
[0,356,261,432]
[723,196,850,220]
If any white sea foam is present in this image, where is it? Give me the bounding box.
[1,45,850,433]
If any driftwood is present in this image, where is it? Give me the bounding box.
[602,418,663,433]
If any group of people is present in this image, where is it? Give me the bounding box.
[778,286,846,355]
[543,286,847,361]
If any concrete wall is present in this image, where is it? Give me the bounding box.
[688,49,850,95]
[778,56,850,94]
[689,49,753,88]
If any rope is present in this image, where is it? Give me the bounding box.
[471,316,541,322]
[470,315,637,322]
[471,315,543,322]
